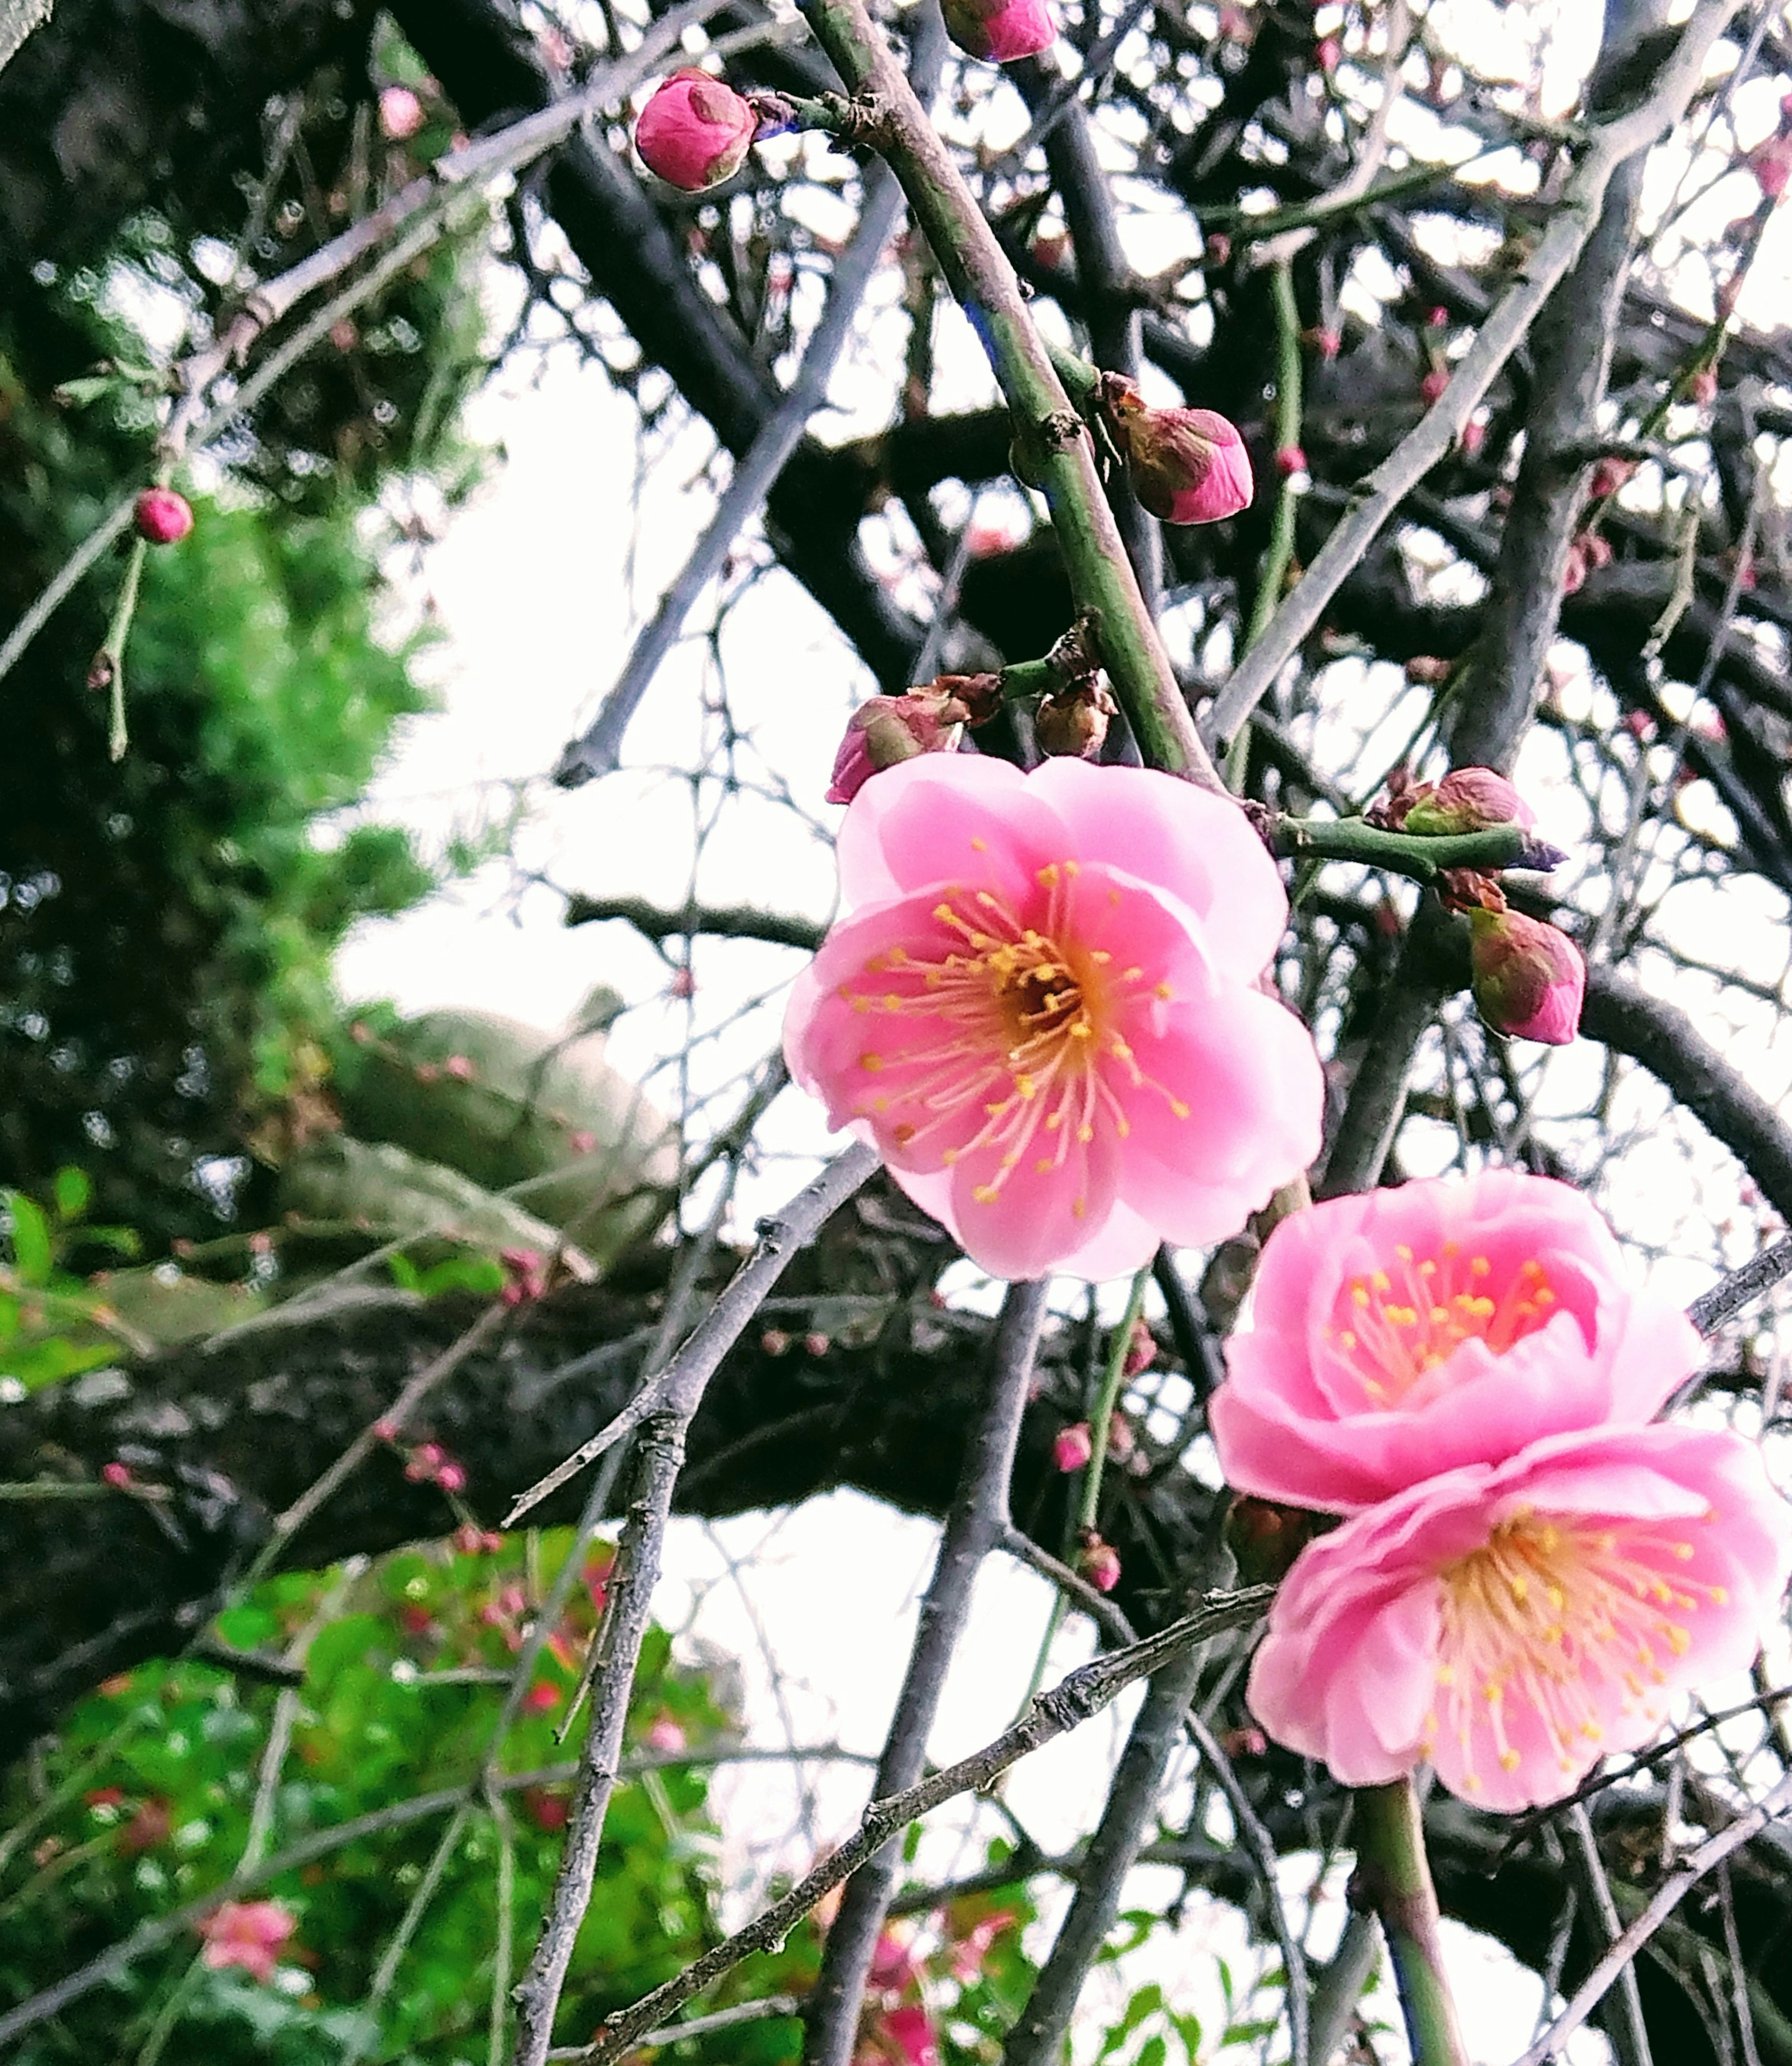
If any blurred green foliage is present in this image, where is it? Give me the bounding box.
[0,61,486,1249]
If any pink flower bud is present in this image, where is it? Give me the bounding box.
[454,1522,487,1554]
[1561,539,1589,595]
[1078,1537,1122,1592]
[102,1460,133,1490]
[134,489,192,545]
[644,1714,687,1752]
[1122,1316,1156,1376]
[522,1681,561,1714]
[941,0,1057,62]
[1419,366,1449,404]
[1689,365,1718,406]
[1054,1422,1094,1472]
[372,1417,400,1443]
[1204,232,1232,267]
[1309,326,1342,360]
[1467,908,1584,1044]
[378,85,426,141]
[1425,304,1450,328]
[826,688,967,804]
[442,1053,474,1081]
[1274,443,1307,477]
[436,1461,467,1493]
[760,1328,791,1356]
[569,1129,596,1153]
[1459,417,1485,457]
[1315,34,1340,71]
[634,70,757,192]
[804,1330,831,1356]
[1101,376,1253,525]
[1405,655,1452,686]
[1588,455,1636,500]
[1403,767,1535,837]
[1750,135,1792,199]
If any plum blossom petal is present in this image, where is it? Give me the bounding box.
[787,755,1322,1279]
[1022,758,1290,981]
[1211,1171,1702,1511]
[1247,1424,1791,1810]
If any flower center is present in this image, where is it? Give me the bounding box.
[842,862,1186,1208]
[1428,1505,1723,1790]
[1324,1241,1559,1405]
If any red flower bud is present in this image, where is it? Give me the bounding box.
[102,1460,133,1489]
[1588,455,1636,500]
[134,488,193,545]
[634,70,756,191]
[1101,376,1253,525]
[942,0,1056,60]
[1054,1422,1094,1472]
[1419,366,1449,404]
[1467,908,1584,1044]
[1122,1316,1156,1376]
[1458,417,1485,457]
[1274,443,1308,477]
[827,688,968,803]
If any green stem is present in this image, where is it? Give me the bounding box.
[796,0,1224,791]
[1199,155,1494,239]
[97,534,147,763]
[1078,1265,1149,1535]
[1351,1779,1468,2066]
[1018,1266,1150,1709]
[1269,815,1537,885]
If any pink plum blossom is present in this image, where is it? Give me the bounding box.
[1211,1170,1704,1513]
[1101,377,1253,524]
[1246,1422,1791,1809]
[634,70,757,191]
[1054,1422,1094,1472]
[941,0,1057,62]
[198,1899,298,1984]
[1469,907,1584,1043]
[857,2004,942,2066]
[784,754,1323,1280]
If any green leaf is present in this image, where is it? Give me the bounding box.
[52,1167,91,1221]
[4,1192,54,1285]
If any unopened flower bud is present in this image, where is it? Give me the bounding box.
[1078,1534,1121,1592]
[436,1461,467,1493]
[1034,682,1116,760]
[1561,539,1589,595]
[1589,455,1636,500]
[1403,766,1535,837]
[1459,417,1485,457]
[1689,365,1718,406]
[1122,1317,1156,1377]
[1101,375,1253,525]
[1054,1422,1094,1472]
[1204,232,1232,267]
[1274,443,1307,478]
[826,688,968,804]
[1309,326,1341,360]
[634,70,757,191]
[1467,907,1584,1044]
[1419,366,1449,404]
[102,1460,133,1490]
[1315,34,1340,71]
[134,488,193,545]
[941,0,1057,61]
[378,84,426,141]
[1750,135,1792,199]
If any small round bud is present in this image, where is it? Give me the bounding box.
[942,0,1057,62]
[134,488,193,545]
[1054,1422,1094,1472]
[1467,907,1584,1044]
[634,70,757,191]
[378,85,426,141]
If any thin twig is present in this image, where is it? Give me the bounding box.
[1510,1771,1792,2066]
[1563,1804,1652,2066]
[805,1277,1051,2066]
[508,1144,879,2065]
